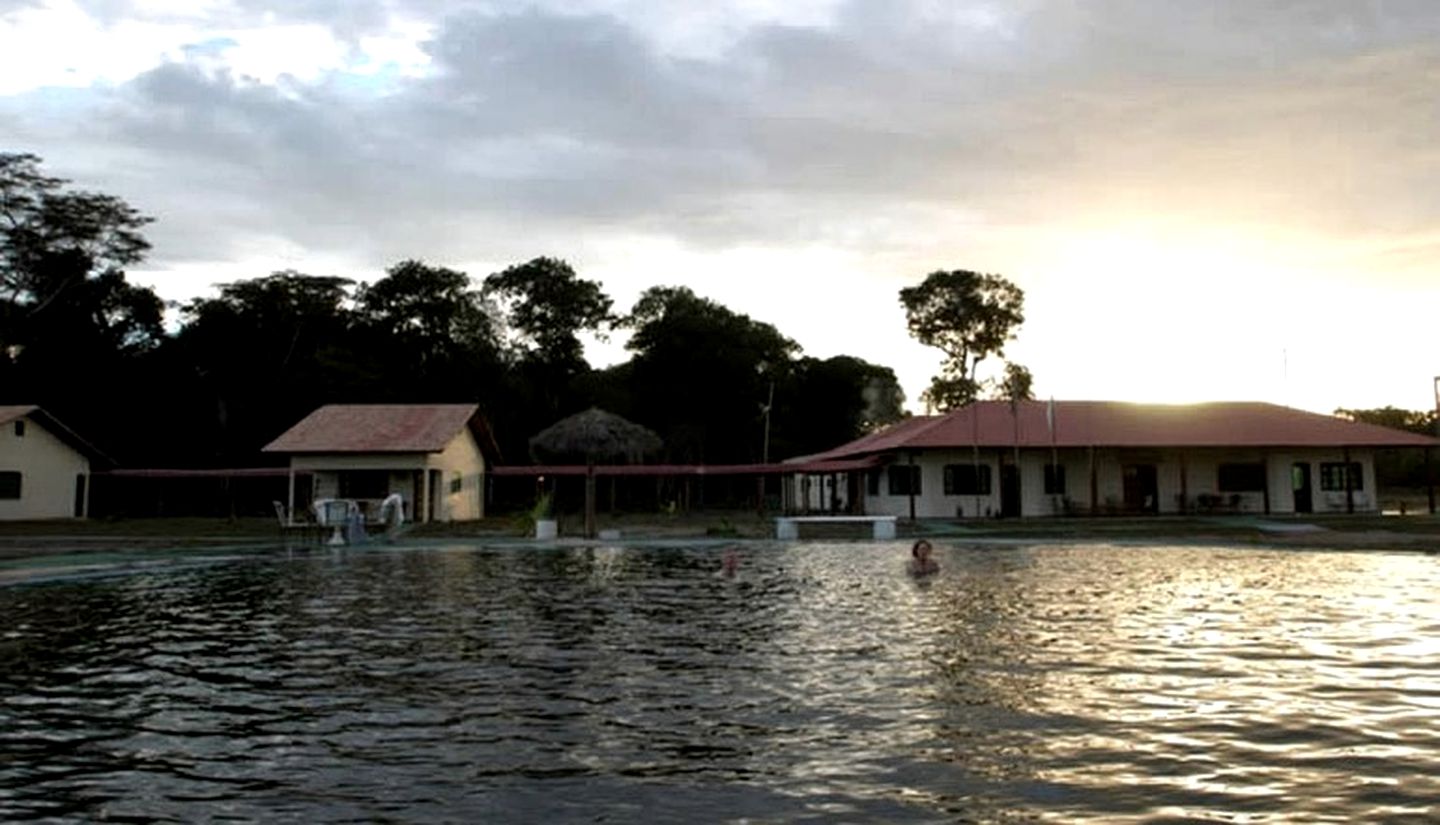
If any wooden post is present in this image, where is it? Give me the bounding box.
[1261,457,1271,515]
[907,452,917,522]
[286,466,296,525]
[584,461,596,538]
[1427,447,1435,515]
[1088,446,1098,516]
[1343,446,1354,514]
[1179,454,1188,515]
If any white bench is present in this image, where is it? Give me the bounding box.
[775,515,898,540]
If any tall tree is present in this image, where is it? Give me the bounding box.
[0,152,165,458]
[173,271,359,460]
[775,355,906,458]
[624,286,798,463]
[994,362,1035,403]
[482,257,613,370]
[899,270,1025,411]
[353,260,503,398]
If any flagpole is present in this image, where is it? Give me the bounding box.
[1048,397,1059,514]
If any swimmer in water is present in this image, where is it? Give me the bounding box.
[717,548,741,578]
[908,539,939,576]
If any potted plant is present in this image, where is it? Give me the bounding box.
[531,492,557,540]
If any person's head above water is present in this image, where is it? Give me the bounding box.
[909,539,938,575]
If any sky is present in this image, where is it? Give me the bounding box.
[3,0,1439,415]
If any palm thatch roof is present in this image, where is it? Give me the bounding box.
[529,407,662,462]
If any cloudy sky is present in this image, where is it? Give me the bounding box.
[4,0,1438,414]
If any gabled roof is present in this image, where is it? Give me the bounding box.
[796,400,1439,461]
[0,405,113,464]
[263,404,491,454]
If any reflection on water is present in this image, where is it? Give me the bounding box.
[2,543,1439,822]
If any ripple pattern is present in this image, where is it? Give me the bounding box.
[2,543,1439,822]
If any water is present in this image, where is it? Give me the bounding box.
[2,542,1439,823]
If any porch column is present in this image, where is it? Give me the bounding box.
[286,466,296,525]
[420,468,431,523]
[1261,456,1271,515]
[907,452,917,522]
[1427,447,1435,515]
[1179,454,1188,515]
[1088,446,1098,516]
[1343,446,1354,514]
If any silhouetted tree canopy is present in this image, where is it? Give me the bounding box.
[900,269,1025,411]
[3,154,915,479]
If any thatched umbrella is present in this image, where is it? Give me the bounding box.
[529,408,663,537]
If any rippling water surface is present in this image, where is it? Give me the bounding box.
[3,542,1440,822]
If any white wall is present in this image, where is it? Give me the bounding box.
[808,445,1380,519]
[0,416,90,520]
[288,428,488,523]
[429,430,487,521]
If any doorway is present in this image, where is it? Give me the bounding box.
[1000,465,1021,518]
[1291,462,1313,514]
[73,474,86,518]
[1122,464,1159,513]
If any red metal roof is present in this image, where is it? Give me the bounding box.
[797,401,1438,459]
[489,455,882,477]
[263,404,483,454]
[98,467,306,478]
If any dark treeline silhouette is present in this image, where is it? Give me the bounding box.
[1,153,906,476]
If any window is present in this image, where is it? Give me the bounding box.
[0,472,20,499]
[449,472,463,494]
[1320,462,1363,492]
[1043,463,1066,495]
[13,420,24,437]
[943,464,991,495]
[866,469,880,496]
[1217,463,1266,492]
[338,470,390,499]
[887,465,921,496]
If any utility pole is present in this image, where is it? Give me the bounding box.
[762,380,774,464]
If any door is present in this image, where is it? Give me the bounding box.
[429,469,443,522]
[73,474,86,518]
[1000,465,1022,518]
[1122,464,1159,513]
[1291,462,1313,514]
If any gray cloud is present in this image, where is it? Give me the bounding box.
[8,0,1440,282]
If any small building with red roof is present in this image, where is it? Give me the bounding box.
[264,404,497,523]
[787,400,1438,518]
[0,405,109,520]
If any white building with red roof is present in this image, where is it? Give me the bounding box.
[264,404,497,523]
[787,401,1439,519]
[0,406,108,520]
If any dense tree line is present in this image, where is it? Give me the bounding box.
[1,153,906,468]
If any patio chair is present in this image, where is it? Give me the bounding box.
[273,501,320,542]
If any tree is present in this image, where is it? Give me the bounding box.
[775,355,906,458]
[353,260,504,397]
[623,286,798,463]
[0,153,165,459]
[173,271,360,460]
[994,362,1034,403]
[1334,406,1437,436]
[482,257,614,370]
[899,270,1025,411]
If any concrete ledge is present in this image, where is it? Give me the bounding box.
[775,515,898,540]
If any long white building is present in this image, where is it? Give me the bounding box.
[786,401,1439,518]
